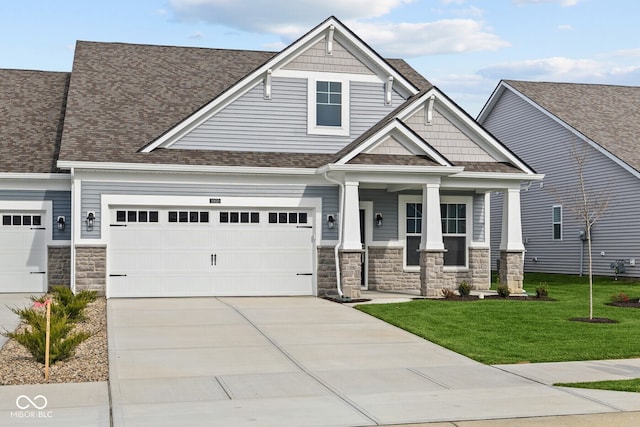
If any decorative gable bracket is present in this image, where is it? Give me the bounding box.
[264,69,273,99]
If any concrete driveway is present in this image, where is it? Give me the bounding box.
[107,297,627,426]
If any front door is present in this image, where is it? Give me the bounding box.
[359,208,366,289]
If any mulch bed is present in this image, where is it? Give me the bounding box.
[322,296,371,304]
[569,317,619,324]
[608,298,640,308]
[434,295,555,301]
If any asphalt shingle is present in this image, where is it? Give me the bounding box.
[0,70,69,173]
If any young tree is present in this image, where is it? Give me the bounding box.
[550,143,611,320]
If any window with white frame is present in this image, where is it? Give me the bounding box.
[405,202,422,266]
[307,78,349,136]
[400,195,471,270]
[552,205,562,240]
[441,203,467,267]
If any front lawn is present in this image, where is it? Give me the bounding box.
[356,273,640,364]
[556,378,640,393]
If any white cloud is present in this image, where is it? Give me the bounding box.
[477,56,640,88]
[166,0,507,57]
[168,0,414,37]
[189,31,204,40]
[349,19,509,57]
[512,0,580,6]
[557,24,573,31]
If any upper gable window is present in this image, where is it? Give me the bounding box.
[316,81,342,126]
[307,78,349,136]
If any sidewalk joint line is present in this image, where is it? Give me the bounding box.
[218,297,381,426]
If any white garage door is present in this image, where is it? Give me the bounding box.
[0,212,47,293]
[108,208,314,298]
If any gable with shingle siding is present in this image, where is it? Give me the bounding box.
[0,70,69,173]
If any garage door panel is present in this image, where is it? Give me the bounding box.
[214,273,312,296]
[0,223,46,293]
[108,208,314,297]
[109,274,214,298]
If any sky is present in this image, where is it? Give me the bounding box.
[2,0,639,116]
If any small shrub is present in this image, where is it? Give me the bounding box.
[458,281,472,297]
[610,292,630,303]
[2,306,90,364]
[441,288,457,299]
[535,283,549,298]
[496,284,510,298]
[33,286,97,322]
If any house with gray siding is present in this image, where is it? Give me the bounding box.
[1,17,541,298]
[0,70,72,292]
[479,80,640,278]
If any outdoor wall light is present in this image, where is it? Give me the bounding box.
[375,212,383,227]
[57,216,66,231]
[86,211,95,230]
[327,214,336,229]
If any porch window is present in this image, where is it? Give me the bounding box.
[552,205,562,240]
[441,203,466,266]
[405,202,422,266]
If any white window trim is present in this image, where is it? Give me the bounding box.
[307,78,350,136]
[552,204,563,241]
[399,195,472,272]
[441,196,472,272]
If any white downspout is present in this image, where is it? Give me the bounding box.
[70,167,76,294]
[323,172,344,297]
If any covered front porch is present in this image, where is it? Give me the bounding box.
[319,167,530,299]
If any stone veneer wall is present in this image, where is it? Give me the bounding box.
[339,251,362,299]
[420,248,491,297]
[317,246,338,296]
[371,247,490,296]
[499,250,524,293]
[48,246,71,288]
[75,246,106,295]
[368,247,419,292]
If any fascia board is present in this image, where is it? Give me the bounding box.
[142,17,419,153]
[0,173,71,191]
[319,163,463,175]
[451,171,545,181]
[57,161,317,176]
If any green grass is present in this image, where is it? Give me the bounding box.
[556,378,640,393]
[356,273,640,364]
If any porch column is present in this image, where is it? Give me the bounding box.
[499,188,525,293]
[419,183,446,297]
[339,181,362,299]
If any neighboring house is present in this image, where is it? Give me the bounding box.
[1,17,540,298]
[0,70,71,292]
[479,80,640,278]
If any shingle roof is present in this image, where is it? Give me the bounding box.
[58,41,433,167]
[0,70,69,173]
[59,41,276,164]
[348,153,440,166]
[505,80,640,173]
